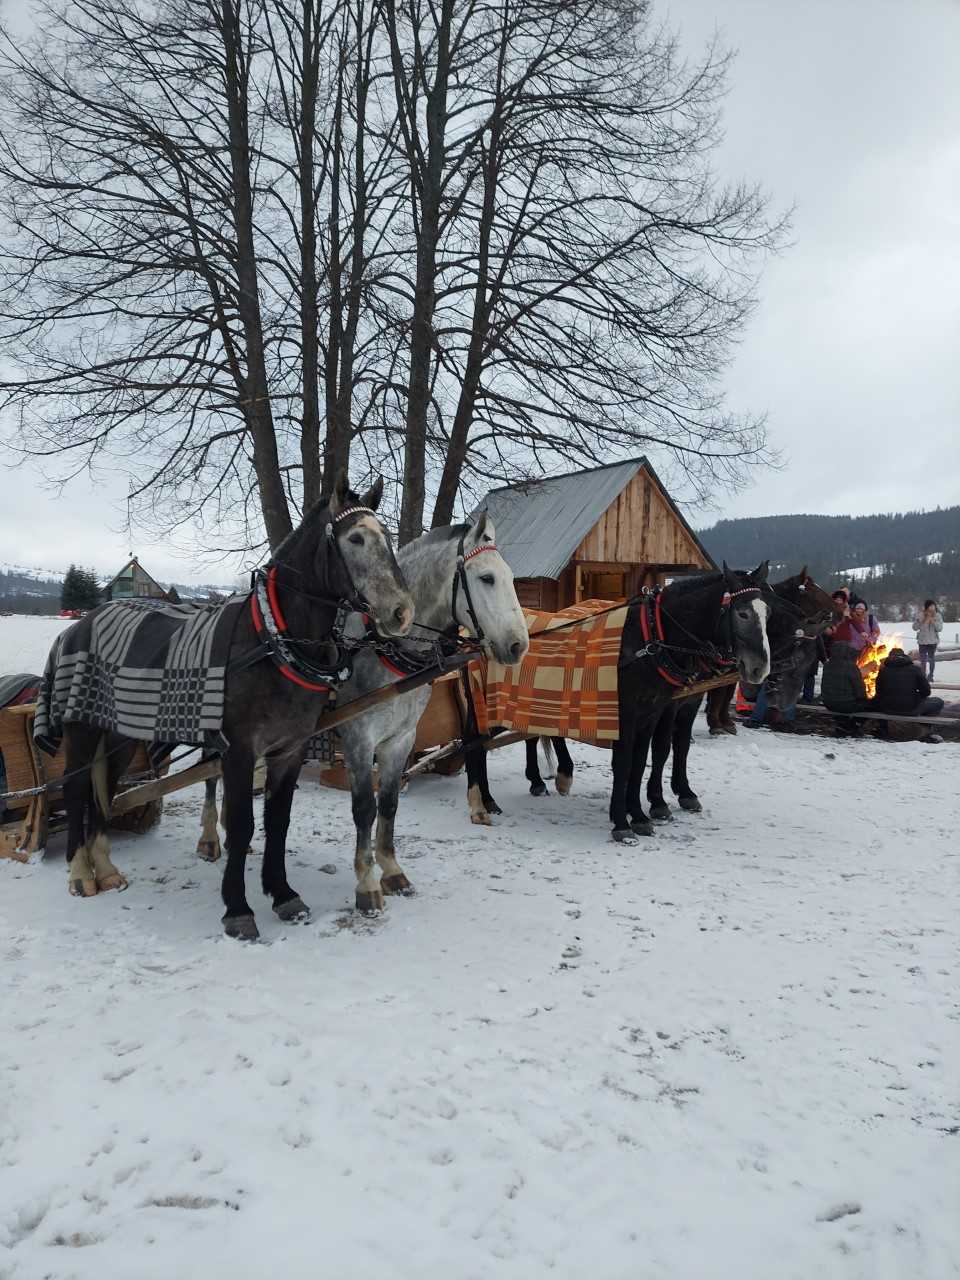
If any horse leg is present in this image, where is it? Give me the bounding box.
[197,773,221,862]
[609,733,638,844]
[706,687,725,736]
[553,737,574,796]
[625,724,655,837]
[345,752,382,914]
[62,723,98,897]
[671,699,703,812]
[261,752,310,923]
[86,733,135,892]
[374,735,415,897]
[717,685,737,734]
[525,738,548,797]
[646,709,675,821]
[220,745,259,940]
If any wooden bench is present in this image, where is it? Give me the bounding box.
[793,703,959,737]
[0,703,165,862]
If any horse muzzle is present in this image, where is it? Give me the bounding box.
[738,655,770,687]
[487,634,529,666]
[374,600,415,638]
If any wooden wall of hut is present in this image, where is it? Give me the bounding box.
[573,468,706,568]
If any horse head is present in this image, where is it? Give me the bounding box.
[722,560,771,687]
[455,512,529,666]
[761,567,836,709]
[305,470,414,638]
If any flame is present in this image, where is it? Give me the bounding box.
[857,634,903,698]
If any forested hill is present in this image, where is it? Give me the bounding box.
[697,507,960,619]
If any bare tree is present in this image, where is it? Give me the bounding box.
[1,0,786,555]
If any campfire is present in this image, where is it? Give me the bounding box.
[857,635,902,698]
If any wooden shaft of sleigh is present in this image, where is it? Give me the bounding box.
[111,650,478,813]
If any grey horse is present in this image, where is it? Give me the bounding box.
[335,513,528,913]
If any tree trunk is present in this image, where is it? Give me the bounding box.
[222,0,292,550]
[396,0,452,546]
[299,0,323,509]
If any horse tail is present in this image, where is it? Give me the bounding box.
[88,733,111,828]
[538,737,557,780]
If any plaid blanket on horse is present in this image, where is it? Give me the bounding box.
[34,597,246,760]
[466,599,627,743]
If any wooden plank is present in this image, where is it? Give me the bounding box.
[793,704,959,728]
[111,758,222,813]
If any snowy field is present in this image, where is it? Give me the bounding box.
[1,614,959,1279]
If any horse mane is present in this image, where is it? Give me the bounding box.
[663,570,725,597]
[411,523,470,548]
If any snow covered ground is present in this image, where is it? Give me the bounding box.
[1,617,958,1279]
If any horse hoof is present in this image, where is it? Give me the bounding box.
[274,896,311,923]
[69,878,98,898]
[678,795,703,813]
[470,812,492,826]
[486,800,503,815]
[611,828,639,846]
[649,803,673,822]
[381,873,414,896]
[96,873,128,892]
[222,913,260,941]
[355,889,384,916]
[630,819,655,837]
[721,723,737,735]
[529,782,548,797]
[708,726,723,736]
[196,839,221,862]
[555,773,573,796]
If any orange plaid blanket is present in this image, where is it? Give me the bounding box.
[466,599,627,743]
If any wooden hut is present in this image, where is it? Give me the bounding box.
[475,457,715,610]
[102,556,170,602]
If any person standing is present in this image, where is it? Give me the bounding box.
[913,599,943,681]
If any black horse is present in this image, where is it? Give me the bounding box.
[464,564,772,842]
[644,569,838,820]
[51,473,414,939]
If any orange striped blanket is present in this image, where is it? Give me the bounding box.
[466,599,627,744]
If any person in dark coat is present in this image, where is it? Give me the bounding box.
[820,641,871,714]
[873,649,944,717]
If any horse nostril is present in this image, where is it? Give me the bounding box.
[394,606,409,625]
[510,640,525,659]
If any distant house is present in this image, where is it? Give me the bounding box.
[102,556,172,603]
[474,457,715,611]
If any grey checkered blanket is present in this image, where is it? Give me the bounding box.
[34,597,246,760]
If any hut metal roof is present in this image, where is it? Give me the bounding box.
[473,457,712,579]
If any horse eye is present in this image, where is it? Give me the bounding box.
[479,573,495,586]
[348,533,363,546]
[736,608,752,620]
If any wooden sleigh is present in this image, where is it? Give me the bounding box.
[0,703,168,862]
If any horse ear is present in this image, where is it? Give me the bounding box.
[360,476,383,512]
[798,564,808,581]
[327,468,351,516]
[752,560,770,584]
[722,560,737,589]
[469,510,495,546]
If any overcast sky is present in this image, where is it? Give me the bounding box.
[1,0,958,583]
